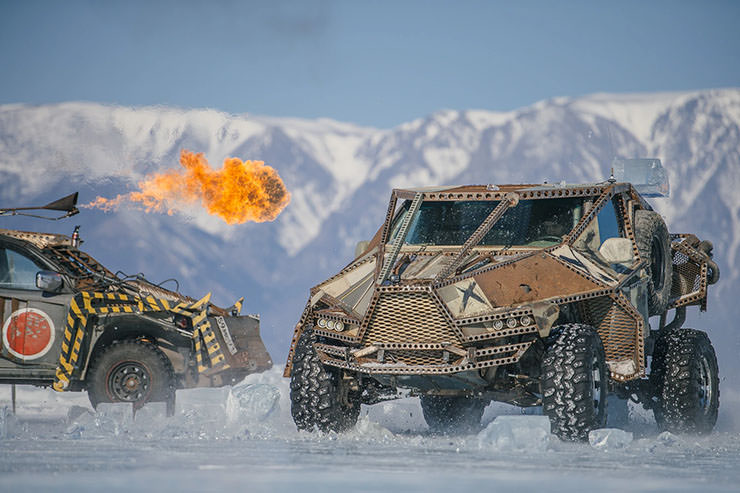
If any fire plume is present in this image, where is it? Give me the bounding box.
[84,150,291,224]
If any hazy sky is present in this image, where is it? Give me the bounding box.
[1,0,738,128]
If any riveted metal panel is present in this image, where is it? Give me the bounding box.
[362,291,459,345]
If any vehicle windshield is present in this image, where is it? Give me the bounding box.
[389,197,587,247]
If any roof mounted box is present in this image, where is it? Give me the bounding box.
[613,158,669,198]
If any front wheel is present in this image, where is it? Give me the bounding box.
[86,339,175,411]
[541,324,608,441]
[289,329,360,432]
[650,328,719,434]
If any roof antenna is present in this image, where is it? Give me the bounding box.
[606,124,617,180]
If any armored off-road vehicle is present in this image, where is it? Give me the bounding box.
[286,160,720,440]
[1,194,272,412]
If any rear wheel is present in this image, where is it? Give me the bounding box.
[650,328,719,434]
[86,340,175,411]
[541,324,608,441]
[289,330,360,432]
[420,395,486,433]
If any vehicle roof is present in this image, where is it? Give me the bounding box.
[395,182,619,194]
[393,182,637,200]
[0,228,193,303]
[0,228,74,248]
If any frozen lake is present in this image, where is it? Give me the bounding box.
[2,368,740,492]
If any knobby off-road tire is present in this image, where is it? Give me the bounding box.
[650,328,719,434]
[541,324,608,441]
[87,339,175,410]
[634,210,673,316]
[289,330,360,432]
[420,395,486,434]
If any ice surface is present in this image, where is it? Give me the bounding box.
[477,415,551,452]
[0,405,10,439]
[589,428,634,450]
[2,372,740,491]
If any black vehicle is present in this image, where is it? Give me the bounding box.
[1,193,272,412]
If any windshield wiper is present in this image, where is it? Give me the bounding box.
[436,192,520,280]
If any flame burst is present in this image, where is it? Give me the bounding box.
[85,150,291,224]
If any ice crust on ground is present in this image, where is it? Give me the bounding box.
[3,371,740,491]
[589,428,634,450]
[477,415,552,451]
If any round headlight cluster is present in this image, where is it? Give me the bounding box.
[491,315,533,331]
[317,318,345,332]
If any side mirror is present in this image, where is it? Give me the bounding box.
[599,237,634,264]
[36,270,64,292]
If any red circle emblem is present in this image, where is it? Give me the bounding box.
[3,308,55,360]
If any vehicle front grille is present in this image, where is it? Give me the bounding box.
[363,291,457,345]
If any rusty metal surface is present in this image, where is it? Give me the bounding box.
[473,253,601,307]
[377,192,423,285]
[0,228,73,248]
[579,293,644,381]
[316,340,534,375]
[418,184,606,201]
[668,237,711,309]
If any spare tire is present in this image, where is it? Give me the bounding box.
[634,210,672,315]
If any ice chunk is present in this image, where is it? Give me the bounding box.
[589,428,633,450]
[351,416,395,440]
[657,431,680,446]
[94,403,134,436]
[176,387,231,415]
[226,383,280,423]
[134,402,168,422]
[63,403,132,438]
[67,405,94,423]
[477,415,551,451]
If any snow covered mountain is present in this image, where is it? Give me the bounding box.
[1,89,739,372]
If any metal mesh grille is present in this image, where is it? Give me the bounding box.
[671,249,701,297]
[386,350,446,366]
[582,298,639,365]
[364,292,456,344]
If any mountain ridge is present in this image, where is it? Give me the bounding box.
[1,89,738,369]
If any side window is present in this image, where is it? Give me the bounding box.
[596,199,622,242]
[573,197,623,253]
[0,248,42,290]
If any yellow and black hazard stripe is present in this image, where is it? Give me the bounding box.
[52,291,230,391]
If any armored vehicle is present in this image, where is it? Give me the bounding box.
[1,193,272,412]
[286,160,720,440]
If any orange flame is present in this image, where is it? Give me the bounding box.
[84,150,291,224]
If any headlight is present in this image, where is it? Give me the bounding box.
[492,319,504,331]
[520,315,531,326]
[317,317,348,332]
[507,317,518,328]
